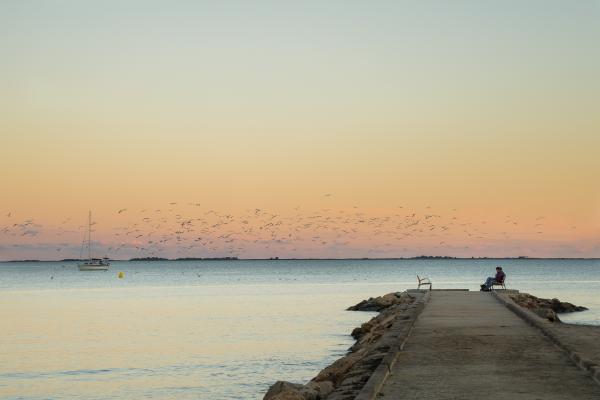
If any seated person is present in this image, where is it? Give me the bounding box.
[480,266,505,291]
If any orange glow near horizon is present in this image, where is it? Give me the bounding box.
[1,201,599,260]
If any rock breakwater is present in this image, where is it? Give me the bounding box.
[264,291,424,400]
[509,292,588,322]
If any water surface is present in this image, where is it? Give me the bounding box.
[1,259,598,399]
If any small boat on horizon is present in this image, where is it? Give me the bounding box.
[78,211,110,271]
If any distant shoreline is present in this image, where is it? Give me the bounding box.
[2,256,600,263]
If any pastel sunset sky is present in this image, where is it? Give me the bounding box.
[1,1,599,260]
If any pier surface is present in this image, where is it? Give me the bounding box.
[377,291,600,399]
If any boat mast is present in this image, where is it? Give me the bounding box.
[88,210,92,261]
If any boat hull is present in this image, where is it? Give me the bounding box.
[78,264,110,271]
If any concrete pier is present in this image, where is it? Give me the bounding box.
[376,291,600,399]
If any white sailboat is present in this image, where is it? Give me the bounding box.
[78,211,110,271]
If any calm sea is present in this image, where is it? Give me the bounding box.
[1,259,599,399]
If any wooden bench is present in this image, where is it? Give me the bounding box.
[417,275,432,290]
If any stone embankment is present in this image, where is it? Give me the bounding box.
[508,292,588,322]
[263,291,427,400]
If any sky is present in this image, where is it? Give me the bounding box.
[1,1,599,260]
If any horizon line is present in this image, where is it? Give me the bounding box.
[2,257,600,263]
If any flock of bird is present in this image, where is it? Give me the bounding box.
[0,198,576,258]
[0,200,580,259]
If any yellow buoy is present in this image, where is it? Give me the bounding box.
[118,271,124,279]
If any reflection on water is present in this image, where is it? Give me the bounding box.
[0,259,599,399]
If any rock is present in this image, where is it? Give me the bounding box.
[264,381,304,400]
[269,392,305,400]
[337,374,368,389]
[538,308,560,322]
[351,322,373,340]
[269,390,305,400]
[313,349,365,386]
[306,380,334,398]
[510,293,587,323]
[347,292,414,311]
[550,298,588,313]
[262,380,330,400]
[350,326,363,340]
[347,299,369,311]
